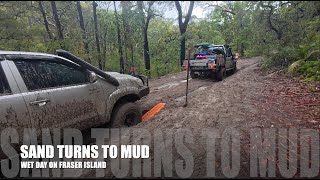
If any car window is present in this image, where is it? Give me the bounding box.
[14,59,89,91]
[229,49,233,57]
[0,65,11,95]
[226,48,231,57]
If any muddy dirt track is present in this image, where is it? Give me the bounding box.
[138,57,260,116]
[137,56,319,130]
[81,57,320,178]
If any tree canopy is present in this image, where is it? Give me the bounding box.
[0,1,319,78]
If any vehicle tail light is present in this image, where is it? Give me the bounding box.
[183,65,188,69]
[208,64,215,69]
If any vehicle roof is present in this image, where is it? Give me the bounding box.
[0,50,80,66]
[212,44,225,47]
[194,43,213,48]
[0,50,58,58]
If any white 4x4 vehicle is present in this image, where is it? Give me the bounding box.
[0,50,149,135]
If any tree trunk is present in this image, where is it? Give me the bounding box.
[113,1,124,73]
[261,2,282,40]
[267,7,282,40]
[131,44,134,65]
[180,33,186,65]
[240,43,244,56]
[137,1,152,77]
[102,30,107,70]
[125,48,128,73]
[143,27,151,74]
[175,1,195,66]
[39,1,52,40]
[93,1,102,69]
[121,1,132,73]
[76,1,91,63]
[50,1,64,40]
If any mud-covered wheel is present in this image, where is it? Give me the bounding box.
[111,102,142,128]
[232,63,237,74]
[190,70,198,79]
[216,67,226,81]
[208,72,215,79]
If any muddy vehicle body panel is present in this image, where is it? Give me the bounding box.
[0,50,149,144]
[0,60,32,139]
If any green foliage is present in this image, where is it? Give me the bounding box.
[297,61,320,82]
[151,59,179,78]
[288,59,305,74]
[243,49,255,58]
[0,1,318,79]
[304,50,320,62]
[260,56,273,71]
[255,1,320,71]
[266,47,302,68]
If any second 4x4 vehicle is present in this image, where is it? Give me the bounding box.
[185,43,237,81]
[0,49,149,136]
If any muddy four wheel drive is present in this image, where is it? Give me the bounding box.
[185,43,237,81]
[0,50,150,141]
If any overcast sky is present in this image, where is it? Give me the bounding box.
[98,1,211,20]
[163,1,209,19]
[164,4,208,19]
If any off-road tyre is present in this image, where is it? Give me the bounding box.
[216,67,226,81]
[232,63,237,74]
[190,70,198,79]
[111,102,142,128]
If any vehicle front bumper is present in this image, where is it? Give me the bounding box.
[139,86,150,98]
[135,75,149,86]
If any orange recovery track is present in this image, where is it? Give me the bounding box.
[142,102,166,122]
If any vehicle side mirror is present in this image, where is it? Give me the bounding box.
[89,71,98,83]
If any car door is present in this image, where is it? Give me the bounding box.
[9,56,103,132]
[0,60,32,142]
